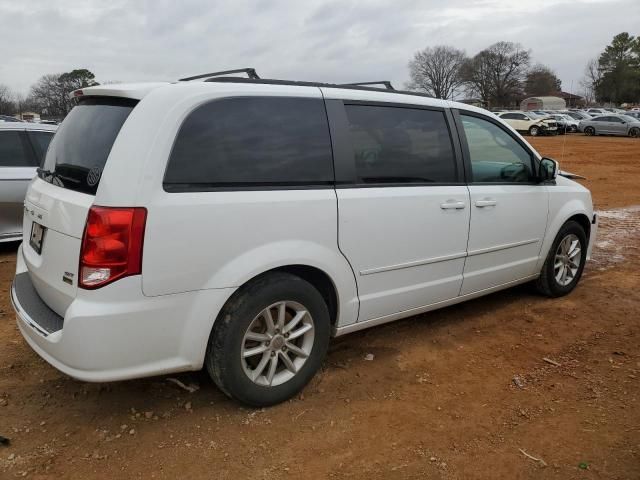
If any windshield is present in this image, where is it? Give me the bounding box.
[42,97,138,195]
[619,115,637,122]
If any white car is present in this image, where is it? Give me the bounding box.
[1,122,56,242]
[11,72,597,406]
[496,111,558,136]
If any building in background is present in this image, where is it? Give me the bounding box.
[520,96,566,111]
[18,111,41,122]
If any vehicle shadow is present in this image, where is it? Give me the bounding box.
[26,282,539,418]
[0,240,20,255]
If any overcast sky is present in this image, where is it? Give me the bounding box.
[1,0,639,96]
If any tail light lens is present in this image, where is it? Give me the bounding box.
[79,206,147,289]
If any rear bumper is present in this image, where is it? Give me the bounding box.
[12,244,235,382]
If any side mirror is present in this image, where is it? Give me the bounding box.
[539,157,558,182]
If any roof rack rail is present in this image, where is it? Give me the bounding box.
[179,68,260,82]
[341,81,395,91]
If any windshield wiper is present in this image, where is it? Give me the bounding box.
[36,167,66,187]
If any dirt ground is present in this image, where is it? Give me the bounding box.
[0,134,639,479]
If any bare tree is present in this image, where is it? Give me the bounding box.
[29,69,98,117]
[405,46,467,99]
[0,84,16,115]
[460,41,530,107]
[579,58,601,104]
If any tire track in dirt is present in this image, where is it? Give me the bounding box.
[591,205,640,270]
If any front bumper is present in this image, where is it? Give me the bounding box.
[11,244,234,382]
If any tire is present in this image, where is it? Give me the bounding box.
[584,126,595,136]
[629,127,640,138]
[529,125,540,136]
[205,272,331,406]
[536,221,587,298]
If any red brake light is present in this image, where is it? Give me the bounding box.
[79,206,147,289]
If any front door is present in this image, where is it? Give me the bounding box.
[329,100,470,322]
[456,112,549,295]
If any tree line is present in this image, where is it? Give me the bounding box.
[1,32,638,118]
[406,32,639,107]
[580,32,640,105]
[0,69,98,118]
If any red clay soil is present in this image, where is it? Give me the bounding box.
[0,134,639,479]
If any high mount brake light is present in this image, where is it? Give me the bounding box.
[79,206,147,289]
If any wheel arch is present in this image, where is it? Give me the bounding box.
[257,264,340,327]
[536,197,594,272]
[566,213,591,241]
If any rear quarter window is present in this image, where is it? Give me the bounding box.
[164,97,334,190]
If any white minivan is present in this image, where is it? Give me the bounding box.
[11,71,597,406]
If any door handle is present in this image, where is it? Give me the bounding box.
[475,199,497,208]
[440,200,466,210]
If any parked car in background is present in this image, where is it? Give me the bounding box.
[562,111,592,121]
[0,115,23,122]
[625,111,640,121]
[586,108,608,116]
[0,122,57,242]
[497,111,558,136]
[579,114,640,137]
[10,76,596,406]
[531,110,551,117]
[550,114,579,133]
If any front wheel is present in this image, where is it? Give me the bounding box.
[529,125,540,136]
[536,221,587,297]
[205,272,330,406]
[629,127,640,138]
[584,126,595,136]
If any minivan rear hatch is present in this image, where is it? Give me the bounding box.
[22,97,137,317]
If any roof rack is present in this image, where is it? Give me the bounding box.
[179,68,260,82]
[341,81,395,91]
[200,76,433,99]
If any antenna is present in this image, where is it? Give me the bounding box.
[560,80,573,166]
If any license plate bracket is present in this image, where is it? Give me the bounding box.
[30,222,46,255]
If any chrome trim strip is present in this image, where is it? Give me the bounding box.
[359,252,467,276]
[333,274,539,336]
[467,238,539,257]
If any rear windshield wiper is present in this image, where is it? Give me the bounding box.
[36,167,66,187]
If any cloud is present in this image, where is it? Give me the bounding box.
[0,0,638,94]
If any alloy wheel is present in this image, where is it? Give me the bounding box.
[554,234,582,287]
[241,301,315,387]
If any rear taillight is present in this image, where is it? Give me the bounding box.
[79,206,147,289]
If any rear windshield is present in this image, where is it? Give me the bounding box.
[42,97,137,195]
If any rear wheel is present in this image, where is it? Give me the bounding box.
[584,126,595,136]
[205,272,330,406]
[536,221,587,297]
[629,127,640,138]
[529,125,540,136]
